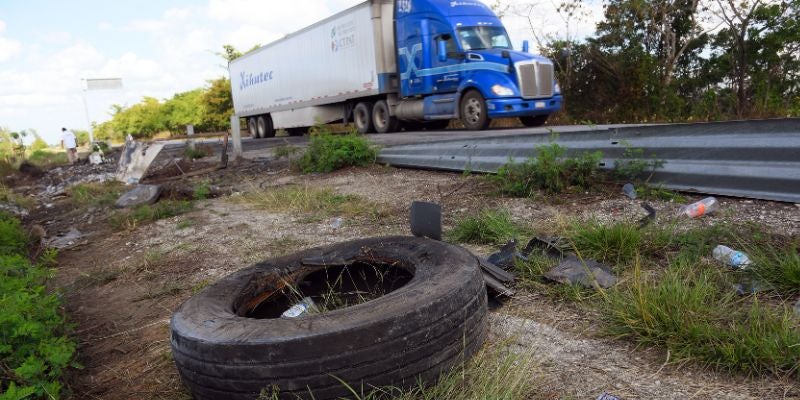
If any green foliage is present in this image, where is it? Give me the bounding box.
[162,89,206,134]
[193,180,211,200]
[492,142,603,196]
[447,209,521,245]
[184,146,208,160]
[27,150,68,169]
[109,200,194,230]
[604,261,800,376]
[613,143,664,181]
[746,244,800,295]
[273,144,301,159]
[67,182,123,208]
[634,184,685,202]
[200,77,234,131]
[569,221,643,265]
[110,97,166,139]
[296,126,377,173]
[236,185,387,222]
[0,213,76,399]
[542,0,800,123]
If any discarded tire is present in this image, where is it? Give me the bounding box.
[170,236,488,399]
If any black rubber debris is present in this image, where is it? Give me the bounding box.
[410,201,442,240]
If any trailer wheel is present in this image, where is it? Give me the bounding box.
[373,100,399,133]
[248,118,259,138]
[258,115,276,138]
[353,102,374,134]
[460,90,490,131]
[520,115,548,127]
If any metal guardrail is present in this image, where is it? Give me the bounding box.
[377,118,800,203]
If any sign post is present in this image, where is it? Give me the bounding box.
[81,78,123,144]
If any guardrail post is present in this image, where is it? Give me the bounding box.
[186,125,195,151]
[230,116,242,161]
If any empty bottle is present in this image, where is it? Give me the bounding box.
[679,197,718,218]
[713,245,752,269]
[281,297,318,318]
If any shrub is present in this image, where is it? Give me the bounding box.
[492,143,602,196]
[296,125,376,173]
[613,143,664,181]
[0,214,76,399]
[273,144,300,159]
[447,209,521,245]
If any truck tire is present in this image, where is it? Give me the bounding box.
[353,102,374,134]
[261,115,276,138]
[372,100,399,133]
[520,115,548,127]
[248,118,259,138]
[460,90,490,131]
[170,236,488,400]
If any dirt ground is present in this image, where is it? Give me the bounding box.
[14,154,800,400]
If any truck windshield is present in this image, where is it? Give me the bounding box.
[456,26,511,51]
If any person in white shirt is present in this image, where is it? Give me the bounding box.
[60,127,78,164]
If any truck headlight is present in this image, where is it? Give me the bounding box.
[491,84,514,96]
[554,82,561,94]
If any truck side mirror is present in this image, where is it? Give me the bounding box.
[438,40,447,62]
[522,40,529,53]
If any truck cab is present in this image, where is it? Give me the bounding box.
[392,0,562,130]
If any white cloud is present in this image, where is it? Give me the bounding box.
[0,19,22,63]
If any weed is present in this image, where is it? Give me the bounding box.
[67,181,123,208]
[492,142,603,196]
[193,180,211,200]
[27,149,68,168]
[297,124,377,173]
[634,184,686,202]
[191,279,211,294]
[273,143,301,159]
[184,146,208,160]
[0,183,35,211]
[235,186,387,221]
[447,209,521,245]
[330,342,537,400]
[0,213,76,398]
[176,219,196,230]
[109,200,194,230]
[613,143,664,181]
[569,221,643,265]
[604,260,800,376]
[746,244,800,295]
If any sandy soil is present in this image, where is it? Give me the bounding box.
[14,157,800,400]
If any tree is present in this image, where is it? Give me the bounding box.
[201,78,233,131]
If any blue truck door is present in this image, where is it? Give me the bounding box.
[430,20,459,94]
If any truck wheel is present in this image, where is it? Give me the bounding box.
[248,118,259,138]
[353,102,374,134]
[170,236,488,400]
[373,100,399,133]
[460,91,490,131]
[520,115,548,127]
[257,116,276,138]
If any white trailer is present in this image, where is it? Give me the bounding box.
[230,0,396,138]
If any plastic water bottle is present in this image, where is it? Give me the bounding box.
[713,245,752,269]
[281,297,318,318]
[680,197,718,218]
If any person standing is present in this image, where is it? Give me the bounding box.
[60,127,78,164]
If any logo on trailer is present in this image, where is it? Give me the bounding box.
[239,70,274,91]
[330,20,356,52]
[397,0,412,13]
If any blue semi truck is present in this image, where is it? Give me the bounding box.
[229,0,562,137]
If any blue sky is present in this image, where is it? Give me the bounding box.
[0,0,602,144]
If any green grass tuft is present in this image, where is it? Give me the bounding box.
[492,142,603,196]
[67,181,123,208]
[604,260,800,376]
[109,200,194,230]
[569,221,643,265]
[447,209,521,245]
[296,125,377,173]
[235,185,387,222]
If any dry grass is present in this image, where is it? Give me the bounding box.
[233,185,390,222]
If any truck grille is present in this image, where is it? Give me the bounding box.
[516,62,554,99]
